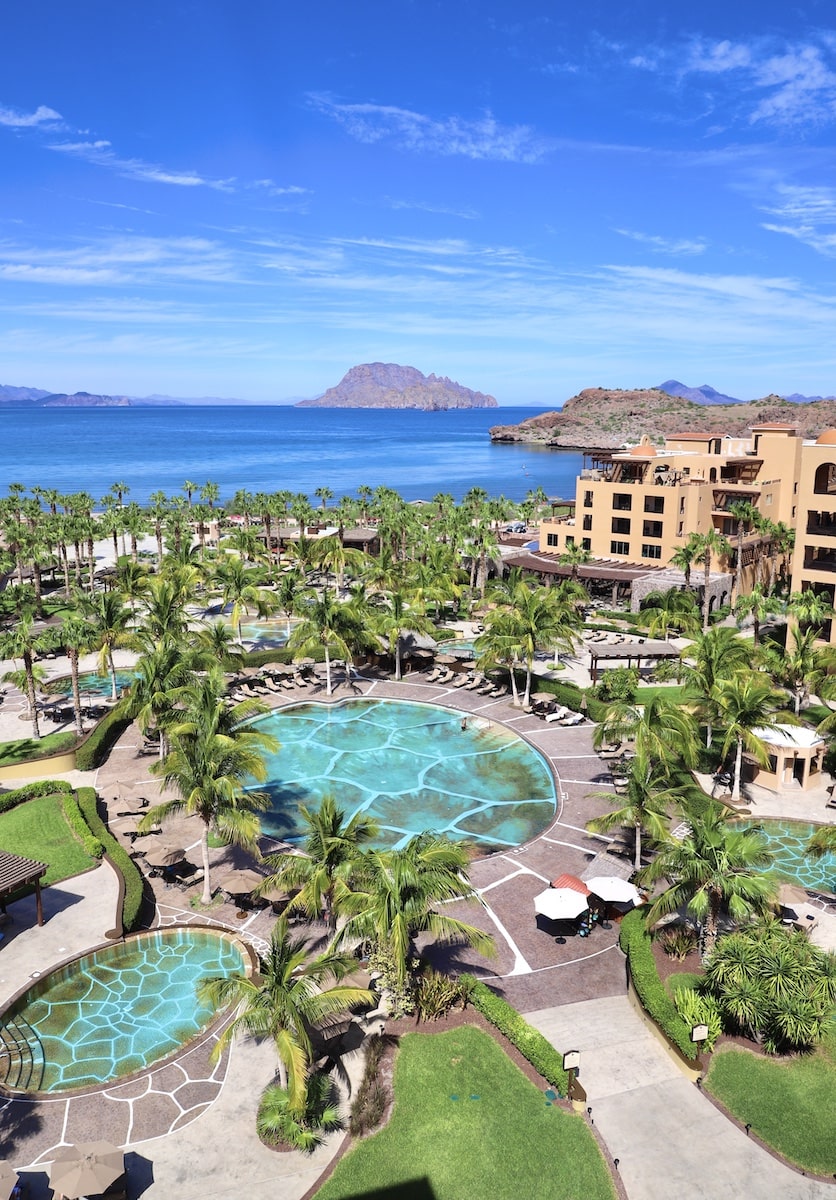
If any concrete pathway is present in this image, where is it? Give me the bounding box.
[526,996,833,1200]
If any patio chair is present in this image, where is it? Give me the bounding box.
[451,672,472,688]
[476,680,494,694]
[465,674,484,690]
[281,677,296,691]
[435,669,454,684]
[425,667,442,683]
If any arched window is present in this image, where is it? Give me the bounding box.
[814,463,836,495]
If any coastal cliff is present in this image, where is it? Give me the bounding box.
[298,362,498,410]
[490,387,836,449]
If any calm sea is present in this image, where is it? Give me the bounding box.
[0,405,582,506]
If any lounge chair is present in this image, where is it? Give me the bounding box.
[476,680,494,695]
[452,672,472,688]
[281,677,296,691]
[489,684,508,698]
[262,677,283,693]
[436,668,454,684]
[465,674,484,690]
[544,707,570,723]
[426,667,442,683]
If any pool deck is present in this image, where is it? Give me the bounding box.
[2,663,836,1197]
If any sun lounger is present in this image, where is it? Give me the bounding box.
[426,667,442,682]
[452,673,472,688]
[436,669,454,684]
[544,707,570,723]
[476,681,494,694]
[281,678,296,691]
[489,685,508,698]
[465,674,484,690]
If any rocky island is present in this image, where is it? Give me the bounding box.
[490,386,836,450]
[298,362,497,410]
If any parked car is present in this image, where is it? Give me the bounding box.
[504,521,527,533]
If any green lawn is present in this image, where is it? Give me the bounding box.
[704,1023,836,1175]
[635,684,689,705]
[0,730,77,767]
[315,1027,615,1200]
[0,793,97,884]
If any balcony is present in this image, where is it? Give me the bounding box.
[806,514,836,538]
[803,552,836,575]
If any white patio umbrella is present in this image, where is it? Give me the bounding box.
[49,1141,124,1199]
[534,887,589,921]
[585,876,643,905]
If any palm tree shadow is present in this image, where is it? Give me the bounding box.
[336,1183,436,1200]
[0,1097,43,1158]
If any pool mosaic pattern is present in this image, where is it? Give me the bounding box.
[738,818,836,894]
[252,698,556,850]
[47,669,137,697]
[5,928,245,1093]
[217,612,297,649]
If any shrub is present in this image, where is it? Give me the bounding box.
[257,1074,342,1151]
[75,699,132,770]
[349,1034,390,1138]
[76,787,145,932]
[595,666,639,703]
[0,778,72,813]
[619,909,698,1060]
[415,968,468,1020]
[463,976,568,1094]
[660,925,697,962]
[60,791,103,859]
[674,988,722,1052]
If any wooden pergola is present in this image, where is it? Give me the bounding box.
[0,850,48,926]
[588,639,680,685]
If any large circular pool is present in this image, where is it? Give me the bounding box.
[0,927,247,1093]
[250,698,557,850]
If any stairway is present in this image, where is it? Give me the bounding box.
[0,1015,45,1091]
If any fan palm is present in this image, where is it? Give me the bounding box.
[586,752,678,871]
[711,671,784,802]
[197,914,373,1111]
[680,626,752,748]
[593,692,698,775]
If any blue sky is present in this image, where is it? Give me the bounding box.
[1,0,834,405]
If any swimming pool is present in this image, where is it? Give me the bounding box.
[734,819,836,894]
[46,669,138,698]
[250,698,556,851]
[213,611,297,649]
[0,927,247,1093]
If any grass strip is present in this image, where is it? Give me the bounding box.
[76,787,145,932]
[315,1027,615,1200]
[0,793,97,884]
[704,1031,836,1175]
[0,730,77,767]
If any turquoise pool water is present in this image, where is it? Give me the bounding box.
[2,928,246,1093]
[442,639,477,658]
[46,669,137,697]
[216,611,297,649]
[735,819,836,894]
[250,698,556,850]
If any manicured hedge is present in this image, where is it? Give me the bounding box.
[76,787,145,933]
[0,778,73,813]
[515,677,607,723]
[75,699,133,770]
[463,976,569,1094]
[61,791,103,859]
[619,909,697,1060]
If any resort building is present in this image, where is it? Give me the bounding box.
[529,423,836,627]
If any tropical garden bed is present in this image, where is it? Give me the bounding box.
[314,1025,616,1200]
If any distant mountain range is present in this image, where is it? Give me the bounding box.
[654,380,835,405]
[297,362,498,410]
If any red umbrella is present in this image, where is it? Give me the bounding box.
[551,873,589,894]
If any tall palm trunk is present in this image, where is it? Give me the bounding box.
[69,647,84,736]
[703,555,711,632]
[732,734,744,803]
[200,822,213,906]
[634,821,642,873]
[324,644,332,695]
[23,650,41,740]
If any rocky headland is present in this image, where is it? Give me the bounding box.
[489,387,836,450]
[298,362,497,410]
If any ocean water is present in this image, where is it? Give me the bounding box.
[0,405,582,506]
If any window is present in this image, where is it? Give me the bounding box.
[546,532,559,547]
[765,493,773,505]
[613,493,632,511]
[794,482,798,495]
[583,490,593,508]
[644,496,664,514]
[582,538,591,551]
[679,497,686,514]
[678,521,684,537]
[610,540,630,555]
[582,514,592,531]
[611,517,631,534]
[642,544,663,559]
[642,520,663,539]
[565,535,575,548]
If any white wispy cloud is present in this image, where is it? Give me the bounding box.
[308,94,551,163]
[383,197,479,220]
[250,180,310,198]
[48,140,236,190]
[613,229,707,256]
[0,103,62,128]
[760,183,836,257]
[632,34,836,128]
[0,235,241,286]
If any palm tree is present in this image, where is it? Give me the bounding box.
[141,672,277,904]
[50,614,97,736]
[0,611,49,739]
[335,833,495,990]
[197,915,373,1111]
[640,802,776,960]
[806,825,836,859]
[256,1073,342,1152]
[370,589,434,682]
[81,590,134,700]
[760,626,836,716]
[638,587,700,639]
[314,486,333,511]
[670,538,701,589]
[289,589,361,696]
[593,693,699,775]
[727,499,758,605]
[559,542,591,582]
[212,555,274,644]
[258,794,379,930]
[787,588,834,632]
[733,583,783,646]
[693,529,732,631]
[680,626,752,748]
[711,671,784,802]
[482,579,578,707]
[128,640,199,761]
[587,752,678,872]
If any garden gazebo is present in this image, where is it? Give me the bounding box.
[0,850,47,926]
